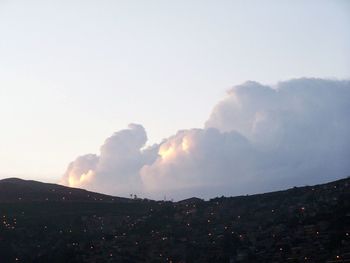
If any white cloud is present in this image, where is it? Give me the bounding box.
[61,78,350,199]
[61,124,158,196]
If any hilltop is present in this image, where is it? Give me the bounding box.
[0,178,129,203]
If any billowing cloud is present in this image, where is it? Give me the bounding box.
[60,154,98,189]
[61,78,350,200]
[61,124,158,196]
[140,128,256,199]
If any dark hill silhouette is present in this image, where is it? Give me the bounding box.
[177,197,205,204]
[0,178,129,203]
[0,176,349,262]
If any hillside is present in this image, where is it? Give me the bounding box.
[0,178,129,203]
[0,177,349,263]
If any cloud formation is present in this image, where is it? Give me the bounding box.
[61,78,350,199]
[61,124,158,195]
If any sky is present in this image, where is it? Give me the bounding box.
[0,1,349,198]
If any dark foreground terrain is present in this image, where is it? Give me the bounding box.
[0,177,349,263]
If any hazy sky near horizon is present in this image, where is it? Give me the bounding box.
[0,0,349,182]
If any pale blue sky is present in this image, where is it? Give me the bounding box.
[0,0,349,182]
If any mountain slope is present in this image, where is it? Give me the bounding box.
[0,176,349,262]
[0,178,129,202]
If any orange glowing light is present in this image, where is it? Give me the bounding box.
[67,170,95,188]
[158,145,175,159]
[181,137,190,152]
[158,136,191,160]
